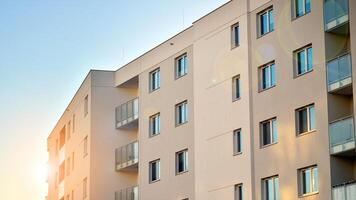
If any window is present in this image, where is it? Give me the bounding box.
[66,157,71,176]
[258,7,274,37]
[234,184,243,200]
[176,149,188,174]
[84,95,88,116]
[233,129,242,154]
[66,194,70,200]
[83,136,88,157]
[83,178,87,199]
[294,0,311,18]
[296,104,315,135]
[149,68,160,92]
[262,176,280,200]
[72,114,75,133]
[232,75,241,101]
[231,23,240,48]
[71,190,74,200]
[295,45,313,76]
[176,101,188,125]
[149,113,160,137]
[67,121,71,140]
[261,118,277,146]
[149,159,160,183]
[299,166,318,196]
[176,54,188,78]
[72,152,75,170]
[260,62,276,91]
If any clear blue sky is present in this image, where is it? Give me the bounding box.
[0,0,228,199]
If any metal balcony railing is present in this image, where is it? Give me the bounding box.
[115,141,139,171]
[332,181,356,200]
[115,186,139,200]
[327,53,352,92]
[115,98,139,129]
[329,116,355,154]
[324,0,349,31]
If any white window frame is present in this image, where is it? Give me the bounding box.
[299,166,318,196]
[294,45,313,76]
[176,149,189,174]
[232,75,241,101]
[231,23,240,48]
[175,54,188,79]
[233,129,242,155]
[149,68,160,92]
[149,113,160,137]
[149,159,160,183]
[296,104,315,135]
[262,176,279,200]
[260,62,276,91]
[258,7,274,37]
[260,118,278,147]
[176,101,188,126]
[234,184,243,200]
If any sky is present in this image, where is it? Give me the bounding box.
[0,0,229,199]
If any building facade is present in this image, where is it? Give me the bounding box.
[47,0,356,199]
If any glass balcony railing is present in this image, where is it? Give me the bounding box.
[115,141,139,171]
[115,98,139,129]
[332,181,356,200]
[329,116,355,155]
[115,186,139,200]
[324,0,349,31]
[327,53,352,92]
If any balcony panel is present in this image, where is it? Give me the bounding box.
[115,186,139,200]
[115,141,138,171]
[329,116,356,155]
[327,53,352,95]
[324,0,349,33]
[332,181,356,200]
[116,98,139,129]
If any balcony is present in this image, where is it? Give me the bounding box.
[332,181,356,200]
[115,141,138,171]
[115,98,139,129]
[329,116,355,155]
[324,0,349,33]
[327,53,352,95]
[115,186,139,200]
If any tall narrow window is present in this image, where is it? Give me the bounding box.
[83,178,87,199]
[71,190,74,200]
[176,101,188,125]
[261,118,278,146]
[67,121,71,140]
[66,157,71,176]
[233,129,242,154]
[175,54,188,78]
[299,166,318,196]
[231,23,240,48]
[232,75,241,101]
[72,114,75,133]
[72,152,75,170]
[149,159,160,183]
[295,45,313,76]
[234,184,243,200]
[84,95,88,116]
[262,176,280,200]
[176,149,189,174]
[294,0,311,18]
[149,68,160,92]
[83,136,88,157]
[149,113,160,137]
[260,62,276,90]
[296,104,315,135]
[258,7,274,37]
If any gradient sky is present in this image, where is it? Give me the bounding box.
[0,0,229,199]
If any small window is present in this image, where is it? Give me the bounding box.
[72,152,75,170]
[232,75,241,101]
[176,149,188,174]
[233,129,242,154]
[294,45,313,76]
[294,0,311,18]
[84,95,88,116]
[296,104,315,135]
[175,54,188,78]
[261,118,277,146]
[299,166,318,196]
[176,101,188,126]
[262,176,279,200]
[149,68,160,92]
[83,177,87,199]
[149,113,160,137]
[66,157,71,176]
[72,114,75,133]
[67,121,71,140]
[71,190,74,200]
[231,23,240,48]
[83,136,88,157]
[234,184,243,200]
[258,7,274,37]
[149,159,160,183]
[260,62,276,91]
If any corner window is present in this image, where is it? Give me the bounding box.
[149,159,160,183]
[261,118,277,146]
[234,184,243,200]
[299,166,318,196]
[294,0,311,18]
[233,129,242,154]
[260,62,276,91]
[232,75,241,101]
[175,54,188,79]
[296,104,315,135]
[231,23,240,48]
[149,68,160,92]
[176,149,188,174]
[176,101,188,126]
[262,176,279,200]
[294,45,313,76]
[149,113,160,137]
[84,95,88,116]
[258,7,274,37]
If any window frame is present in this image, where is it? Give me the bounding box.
[231,22,240,49]
[234,184,243,200]
[83,136,88,157]
[175,101,188,126]
[294,44,313,77]
[259,62,276,91]
[232,75,241,101]
[149,68,160,92]
[176,149,189,175]
[293,0,311,19]
[149,113,161,137]
[298,165,318,196]
[258,7,274,37]
[84,95,88,117]
[175,53,188,79]
[149,159,161,183]
[262,175,280,200]
[260,118,278,147]
[233,129,242,155]
[296,104,316,135]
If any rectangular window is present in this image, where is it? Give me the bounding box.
[176,54,188,78]
[149,68,160,92]
[296,104,315,135]
[234,184,243,200]
[232,75,241,101]
[149,113,160,137]
[83,136,88,157]
[295,45,313,76]
[258,7,274,37]
[299,166,318,196]
[176,101,188,125]
[149,159,160,183]
[294,0,311,18]
[71,190,74,200]
[262,176,280,200]
[261,118,278,146]
[72,114,75,133]
[176,149,188,174]
[260,62,276,91]
[231,23,240,48]
[72,152,75,170]
[67,121,71,140]
[233,129,242,154]
[84,95,88,116]
[83,178,87,199]
[66,157,71,176]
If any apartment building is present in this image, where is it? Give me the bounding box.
[47,0,356,199]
